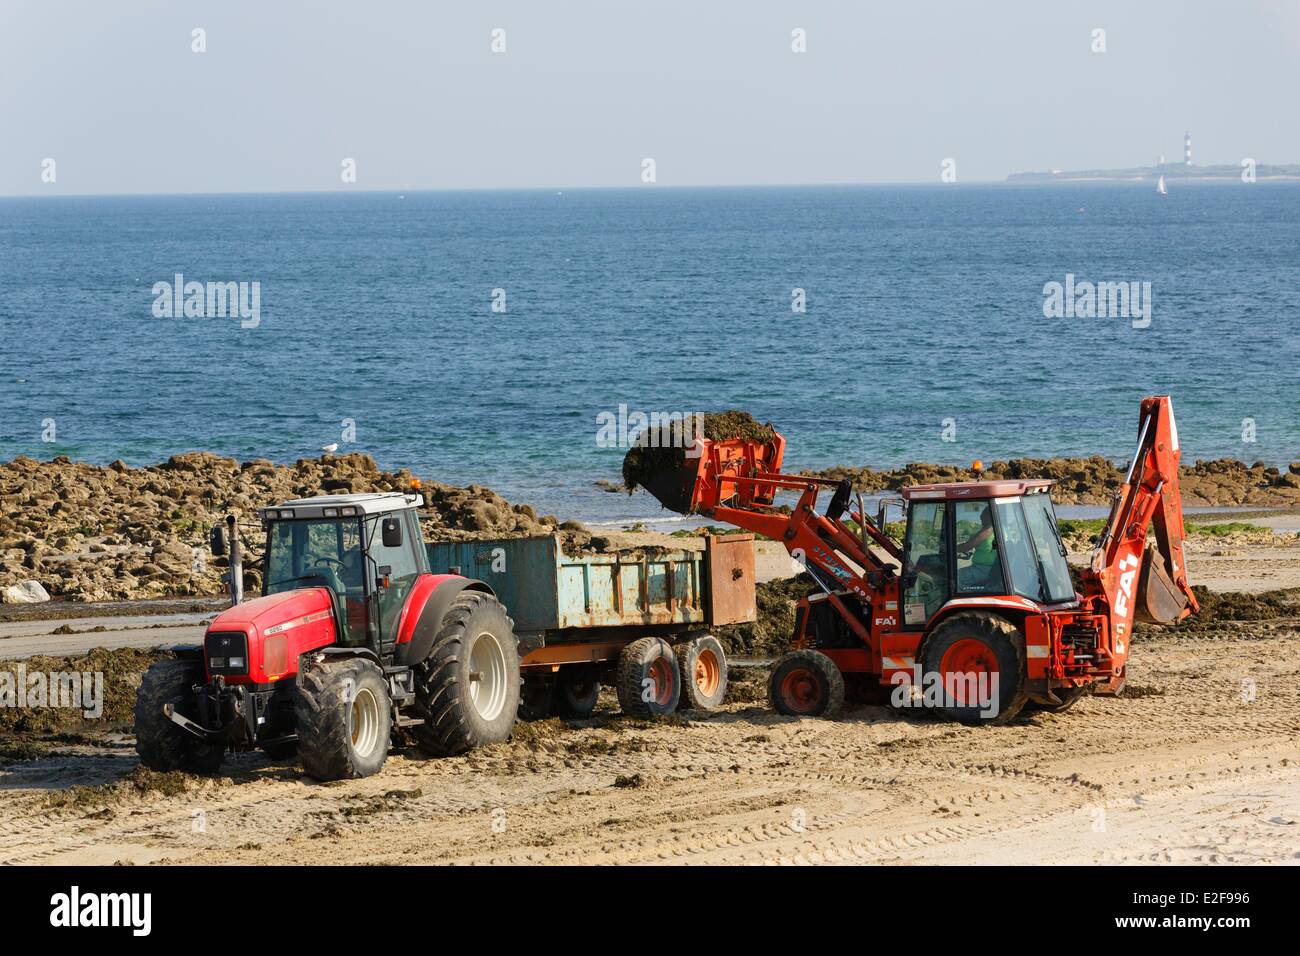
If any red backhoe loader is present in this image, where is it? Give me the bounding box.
[639,396,1198,723]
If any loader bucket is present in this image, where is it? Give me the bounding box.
[636,455,703,515]
[1133,543,1191,624]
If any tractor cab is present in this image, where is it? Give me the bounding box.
[259,492,429,651]
[900,480,1075,626]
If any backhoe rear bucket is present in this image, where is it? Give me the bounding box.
[1133,543,1191,624]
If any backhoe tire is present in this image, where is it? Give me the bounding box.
[296,657,391,781]
[768,650,844,719]
[555,665,601,718]
[920,612,1028,725]
[412,592,521,756]
[678,634,728,712]
[134,659,225,775]
[1029,685,1092,713]
[615,638,680,717]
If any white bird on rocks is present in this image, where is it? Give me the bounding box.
[321,443,339,454]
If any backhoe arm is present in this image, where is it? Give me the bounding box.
[1086,396,1199,640]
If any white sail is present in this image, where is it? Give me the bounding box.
[1157,175,1167,195]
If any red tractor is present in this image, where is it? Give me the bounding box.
[134,492,520,780]
[639,396,1199,723]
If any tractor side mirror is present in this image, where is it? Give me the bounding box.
[209,524,228,557]
[381,516,403,549]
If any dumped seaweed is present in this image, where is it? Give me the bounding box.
[712,573,813,657]
[621,411,777,499]
[0,646,175,734]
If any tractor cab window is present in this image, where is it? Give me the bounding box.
[264,519,366,645]
[954,500,1006,595]
[365,509,426,647]
[903,500,950,626]
[993,500,1050,605]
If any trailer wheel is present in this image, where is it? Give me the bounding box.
[678,635,728,711]
[134,660,225,774]
[412,591,521,756]
[920,612,1028,725]
[768,650,844,719]
[615,637,680,717]
[296,657,391,781]
[555,666,601,717]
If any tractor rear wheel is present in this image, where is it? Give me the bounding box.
[678,634,728,711]
[768,650,844,719]
[555,665,601,717]
[296,657,391,780]
[412,591,521,756]
[134,659,224,774]
[921,612,1028,725]
[615,637,680,717]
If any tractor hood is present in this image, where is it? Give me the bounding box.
[204,587,338,684]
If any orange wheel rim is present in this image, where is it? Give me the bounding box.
[648,658,674,706]
[694,649,721,697]
[939,637,999,706]
[779,667,820,714]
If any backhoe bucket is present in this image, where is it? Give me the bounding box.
[1133,543,1191,624]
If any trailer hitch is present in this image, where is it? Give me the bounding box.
[162,703,220,740]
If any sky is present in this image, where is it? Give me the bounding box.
[2,0,1298,196]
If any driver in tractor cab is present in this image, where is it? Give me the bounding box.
[956,504,999,590]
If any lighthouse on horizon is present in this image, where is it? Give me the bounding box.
[1184,130,1192,166]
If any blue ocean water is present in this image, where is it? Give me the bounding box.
[1,183,1297,525]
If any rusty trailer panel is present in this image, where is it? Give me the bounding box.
[425,534,756,634]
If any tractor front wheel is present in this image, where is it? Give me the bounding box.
[412,591,521,756]
[920,612,1028,725]
[134,660,224,774]
[296,657,391,780]
[768,650,844,719]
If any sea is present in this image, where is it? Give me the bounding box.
[1,182,1297,527]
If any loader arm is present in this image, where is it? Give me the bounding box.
[1083,395,1199,640]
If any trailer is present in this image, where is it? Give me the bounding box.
[425,533,757,717]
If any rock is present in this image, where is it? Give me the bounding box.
[1,580,50,604]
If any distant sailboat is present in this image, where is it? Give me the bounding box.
[1157,175,1168,196]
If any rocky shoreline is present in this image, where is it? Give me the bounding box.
[0,452,572,604]
[808,456,1300,507]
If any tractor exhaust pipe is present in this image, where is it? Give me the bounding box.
[226,514,243,606]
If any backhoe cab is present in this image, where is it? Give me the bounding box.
[135,493,521,780]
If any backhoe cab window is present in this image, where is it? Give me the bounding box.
[954,500,1006,595]
[903,501,949,625]
[993,498,1075,605]
[1021,495,1075,603]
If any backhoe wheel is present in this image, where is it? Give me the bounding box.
[1029,685,1091,714]
[768,650,844,719]
[134,659,224,775]
[615,637,680,717]
[296,657,391,781]
[920,612,1029,725]
[678,634,728,711]
[555,665,601,718]
[413,591,521,756]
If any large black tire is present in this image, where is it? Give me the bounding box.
[1028,685,1092,713]
[678,634,728,711]
[554,665,601,717]
[920,612,1029,725]
[412,592,521,756]
[296,657,391,780]
[768,650,844,719]
[615,637,680,717]
[135,660,225,774]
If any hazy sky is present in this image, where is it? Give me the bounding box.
[2,0,1298,195]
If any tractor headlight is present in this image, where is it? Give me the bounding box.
[205,631,249,676]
